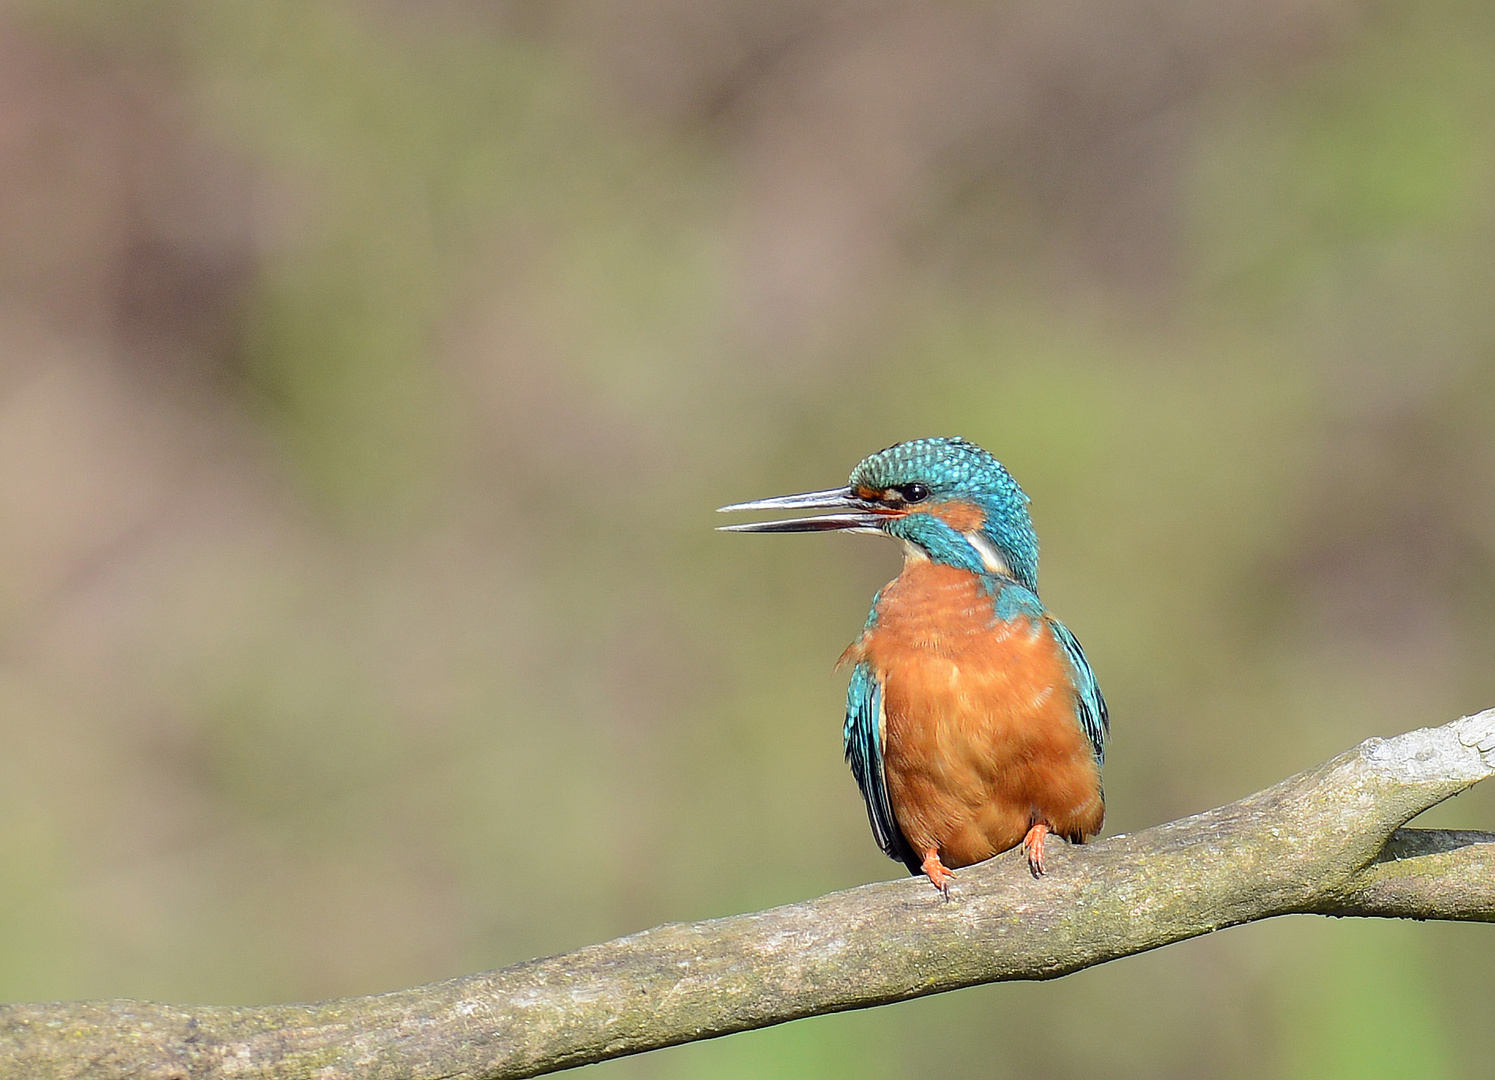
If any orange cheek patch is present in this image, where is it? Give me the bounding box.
[929,501,986,532]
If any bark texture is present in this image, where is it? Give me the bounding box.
[5,711,1495,1080]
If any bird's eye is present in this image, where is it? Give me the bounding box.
[890,483,930,504]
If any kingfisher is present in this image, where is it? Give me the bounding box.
[719,437,1107,894]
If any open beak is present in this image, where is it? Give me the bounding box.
[716,486,889,533]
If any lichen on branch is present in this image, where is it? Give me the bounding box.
[3,711,1494,1080]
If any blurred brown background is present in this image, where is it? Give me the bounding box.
[2,0,1493,1076]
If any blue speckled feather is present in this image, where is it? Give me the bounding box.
[1046,616,1109,767]
[843,661,920,873]
[853,437,1039,592]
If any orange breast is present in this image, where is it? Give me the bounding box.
[843,561,1103,868]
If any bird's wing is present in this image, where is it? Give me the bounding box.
[1047,617,1109,767]
[844,661,920,872]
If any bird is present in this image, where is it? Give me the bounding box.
[718,436,1107,895]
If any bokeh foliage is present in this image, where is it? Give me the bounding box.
[1,0,1493,1076]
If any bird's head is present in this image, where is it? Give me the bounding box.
[719,437,1039,591]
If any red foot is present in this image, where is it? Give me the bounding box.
[920,850,956,899]
[1023,822,1050,878]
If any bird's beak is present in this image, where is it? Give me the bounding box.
[716,486,888,533]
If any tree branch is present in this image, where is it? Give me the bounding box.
[5,711,1495,1080]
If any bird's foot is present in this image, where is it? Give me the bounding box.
[920,851,955,899]
[1022,822,1050,878]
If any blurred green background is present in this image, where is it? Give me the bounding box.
[2,0,1493,1076]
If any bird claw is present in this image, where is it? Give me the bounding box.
[1023,822,1050,878]
[920,852,956,899]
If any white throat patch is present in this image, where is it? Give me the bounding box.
[963,531,1011,576]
